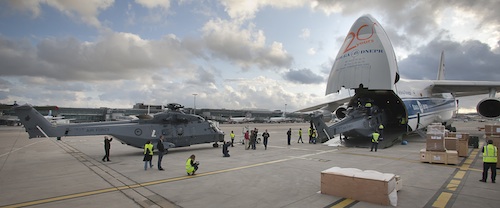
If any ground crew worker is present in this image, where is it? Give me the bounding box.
[244,130,250,150]
[378,124,384,138]
[230,131,235,147]
[143,140,154,170]
[262,129,270,150]
[308,127,312,143]
[311,129,317,144]
[297,128,303,143]
[157,136,165,171]
[102,136,112,162]
[480,140,497,183]
[186,154,199,176]
[222,141,230,157]
[365,101,372,116]
[371,131,380,152]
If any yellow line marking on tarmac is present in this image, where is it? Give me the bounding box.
[467,168,481,172]
[454,170,465,179]
[446,179,461,191]
[2,150,339,208]
[1,187,120,208]
[330,198,356,208]
[427,147,481,208]
[433,192,452,208]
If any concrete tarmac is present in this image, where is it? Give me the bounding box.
[0,121,499,208]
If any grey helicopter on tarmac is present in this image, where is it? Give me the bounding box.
[14,103,225,152]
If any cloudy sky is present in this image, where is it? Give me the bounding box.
[1,0,499,113]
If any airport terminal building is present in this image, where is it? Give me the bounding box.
[0,103,306,125]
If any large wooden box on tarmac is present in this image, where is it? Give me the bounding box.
[321,167,399,206]
[484,124,500,136]
[421,123,459,164]
[420,149,458,165]
[426,123,446,151]
[447,132,470,157]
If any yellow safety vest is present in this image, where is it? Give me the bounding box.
[230,133,235,139]
[298,129,302,136]
[365,102,372,108]
[308,128,312,136]
[144,143,153,155]
[372,132,380,143]
[483,144,498,163]
[379,124,384,130]
[186,158,195,173]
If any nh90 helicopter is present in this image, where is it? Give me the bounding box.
[14,103,225,152]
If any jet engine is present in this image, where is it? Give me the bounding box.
[334,105,348,119]
[477,98,500,118]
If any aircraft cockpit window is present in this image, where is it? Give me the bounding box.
[208,120,222,133]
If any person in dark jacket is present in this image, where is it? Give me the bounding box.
[222,141,230,157]
[102,136,112,162]
[250,129,257,150]
[157,136,165,171]
[262,130,270,150]
[287,128,292,145]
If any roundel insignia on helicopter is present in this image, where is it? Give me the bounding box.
[162,129,169,135]
[134,128,142,136]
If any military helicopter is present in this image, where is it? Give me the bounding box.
[14,103,225,151]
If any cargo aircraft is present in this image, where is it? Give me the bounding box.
[14,103,225,151]
[299,15,500,147]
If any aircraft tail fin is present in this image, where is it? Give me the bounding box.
[14,104,59,138]
[437,51,445,80]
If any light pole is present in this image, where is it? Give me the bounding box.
[285,103,287,117]
[192,93,198,114]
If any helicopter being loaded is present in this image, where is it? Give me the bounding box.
[14,103,225,151]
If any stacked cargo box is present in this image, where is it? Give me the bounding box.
[420,123,458,165]
[484,124,500,168]
[447,132,469,157]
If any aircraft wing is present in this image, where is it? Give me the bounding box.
[296,96,352,112]
[431,80,500,97]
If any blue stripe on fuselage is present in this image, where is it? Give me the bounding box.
[402,97,456,120]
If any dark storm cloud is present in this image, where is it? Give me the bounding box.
[283,68,324,84]
[398,38,500,81]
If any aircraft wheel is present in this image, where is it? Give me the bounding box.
[213,143,219,148]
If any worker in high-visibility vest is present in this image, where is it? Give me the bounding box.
[186,154,199,176]
[480,140,497,183]
[143,140,154,170]
[370,131,380,152]
[378,124,384,138]
[365,101,372,116]
[297,128,303,143]
[230,131,235,147]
